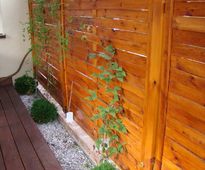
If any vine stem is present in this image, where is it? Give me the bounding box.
[68,81,73,111]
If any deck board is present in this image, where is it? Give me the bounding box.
[0,85,62,170]
[0,146,6,170]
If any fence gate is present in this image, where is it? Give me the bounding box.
[161,1,205,170]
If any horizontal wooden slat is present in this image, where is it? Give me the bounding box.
[162,158,182,170]
[169,70,205,105]
[163,137,205,170]
[168,92,205,133]
[64,0,149,10]
[172,43,205,63]
[174,1,205,17]
[166,118,205,159]
[173,29,205,48]
[174,16,205,33]
[171,54,205,78]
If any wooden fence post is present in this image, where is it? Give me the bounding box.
[141,0,170,169]
[60,0,69,112]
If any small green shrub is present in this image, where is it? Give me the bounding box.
[15,75,36,95]
[31,99,58,123]
[92,161,116,170]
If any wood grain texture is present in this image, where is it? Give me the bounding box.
[63,0,151,169]
[30,0,205,169]
[161,0,205,169]
[0,86,62,170]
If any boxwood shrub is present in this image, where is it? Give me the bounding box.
[15,75,36,95]
[92,161,116,170]
[31,99,58,123]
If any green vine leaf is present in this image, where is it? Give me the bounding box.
[91,114,101,121]
[105,45,116,55]
[108,147,118,157]
[85,90,97,101]
[67,16,73,23]
[99,52,112,60]
[108,62,119,70]
[79,23,87,30]
[92,73,99,78]
[116,70,126,82]
[99,125,107,135]
[88,53,97,59]
[117,144,124,153]
[96,138,103,150]
[110,135,119,143]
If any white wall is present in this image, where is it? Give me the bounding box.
[0,0,32,80]
[0,1,3,33]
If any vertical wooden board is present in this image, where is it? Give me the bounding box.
[141,0,169,169]
[0,146,5,170]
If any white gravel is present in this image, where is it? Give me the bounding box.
[20,94,94,170]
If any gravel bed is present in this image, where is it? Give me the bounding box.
[20,94,94,170]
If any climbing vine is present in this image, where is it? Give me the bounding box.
[26,0,127,163]
[24,0,71,93]
[86,45,127,160]
[30,0,48,65]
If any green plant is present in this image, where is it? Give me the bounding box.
[31,99,58,123]
[92,161,116,170]
[15,75,37,95]
[86,45,127,159]
[27,0,64,63]
[24,0,71,93]
[48,0,60,17]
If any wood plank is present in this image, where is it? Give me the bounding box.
[0,88,44,170]
[96,9,148,22]
[153,1,175,169]
[0,95,24,170]
[175,56,205,78]
[173,29,205,48]
[65,0,149,10]
[166,118,205,159]
[172,43,205,63]
[66,16,148,33]
[162,0,205,168]
[174,16,205,33]
[162,158,182,170]
[0,146,5,170]
[168,92,205,134]
[0,127,24,170]
[169,71,205,106]
[6,86,62,170]
[174,1,205,17]
[141,1,167,169]
[163,137,205,170]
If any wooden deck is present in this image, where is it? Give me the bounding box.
[0,84,62,170]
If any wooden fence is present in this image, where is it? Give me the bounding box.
[30,0,205,170]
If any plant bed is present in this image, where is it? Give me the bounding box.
[20,94,94,170]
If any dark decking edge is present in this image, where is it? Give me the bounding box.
[6,86,62,170]
[0,86,62,170]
